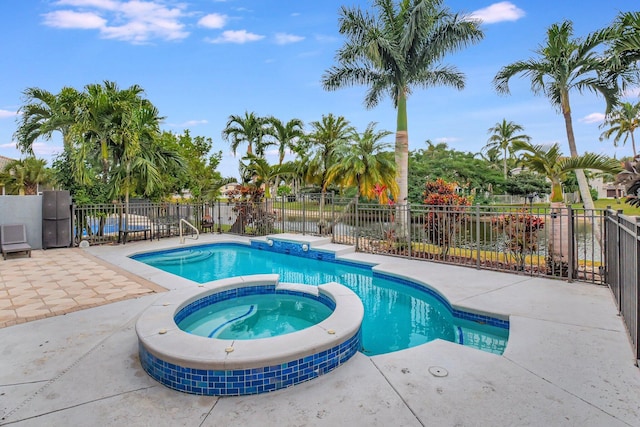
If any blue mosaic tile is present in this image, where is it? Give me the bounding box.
[140,328,362,396]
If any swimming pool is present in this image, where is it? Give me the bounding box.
[132,241,508,356]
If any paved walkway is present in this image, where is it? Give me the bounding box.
[0,248,165,328]
[1,235,639,426]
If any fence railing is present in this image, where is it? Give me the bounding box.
[72,196,639,363]
[605,209,640,364]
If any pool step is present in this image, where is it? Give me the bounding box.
[147,249,214,266]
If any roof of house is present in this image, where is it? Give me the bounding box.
[0,155,16,171]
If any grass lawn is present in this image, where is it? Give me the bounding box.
[571,198,640,216]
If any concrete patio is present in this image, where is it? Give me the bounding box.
[1,234,639,426]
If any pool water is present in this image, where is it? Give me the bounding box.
[177,293,333,339]
[133,244,508,355]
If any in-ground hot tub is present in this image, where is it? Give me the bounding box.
[136,274,364,396]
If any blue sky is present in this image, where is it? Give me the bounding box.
[0,0,636,179]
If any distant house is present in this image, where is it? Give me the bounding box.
[220,182,240,194]
[0,155,14,171]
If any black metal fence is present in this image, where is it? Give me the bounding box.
[605,210,640,364]
[72,195,640,363]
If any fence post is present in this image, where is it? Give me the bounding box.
[331,192,335,243]
[280,194,285,233]
[617,210,623,309]
[406,203,412,258]
[567,205,574,282]
[635,216,640,365]
[302,194,306,235]
[354,197,359,252]
[476,204,481,269]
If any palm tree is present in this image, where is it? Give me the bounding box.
[325,122,398,202]
[600,101,640,157]
[513,140,621,274]
[306,114,353,194]
[71,81,146,181]
[14,86,82,154]
[222,112,268,157]
[606,11,640,81]
[494,21,619,213]
[512,141,621,203]
[264,117,304,165]
[322,0,483,205]
[484,119,530,179]
[0,157,51,195]
[306,114,354,228]
[240,153,295,198]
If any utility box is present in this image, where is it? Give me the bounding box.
[42,190,71,249]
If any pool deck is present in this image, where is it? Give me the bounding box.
[1,233,639,426]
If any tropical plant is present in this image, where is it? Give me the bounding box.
[599,101,640,157]
[0,157,51,195]
[222,111,269,157]
[324,122,398,202]
[305,113,353,194]
[14,86,81,154]
[512,141,621,203]
[605,11,640,84]
[71,81,147,181]
[494,21,619,213]
[422,178,471,256]
[322,0,483,206]
[409,143,504,203]
[240,153,295,198]
[492,212,545,271]
[484,119,531,179]
[265,117,304,165]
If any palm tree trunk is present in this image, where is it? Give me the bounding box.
[395,90,409,205]
[395,89,409,240]
[562,93,601,254]
[562,94,594,211]
[503,148,508,179]
[631,131,637,158]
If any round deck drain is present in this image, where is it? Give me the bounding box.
[428,366,448,377]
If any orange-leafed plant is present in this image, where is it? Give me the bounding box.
[423,178,471,256]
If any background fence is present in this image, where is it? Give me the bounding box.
[71,194,639,364]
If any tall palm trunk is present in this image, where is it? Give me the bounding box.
[561,92,601,260]
[631,131,637,158]
[503,147,508,179]
[395,89,409,239]
[561,92,593,211]
[395,89,409,205]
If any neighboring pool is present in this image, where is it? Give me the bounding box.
[177,293,333,339]
[132,242,509,356]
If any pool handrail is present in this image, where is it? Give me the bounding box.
[179,219,199,244]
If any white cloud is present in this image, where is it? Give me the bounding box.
[0,142,16,148]
[181,119,208,126]
[274,32,304,45]
[198,13,227,29]
[43,1,189,43]
[206,30,264,44]
[0,109,19,119]
[32,142,63,156]
[436,137,461,144]
[469,2,525,24]
[314,34,339,43]
[580,113,605,124]
[43,10,106,29]
[55,0,118,10]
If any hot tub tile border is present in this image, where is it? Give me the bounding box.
[139,329,361,396]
